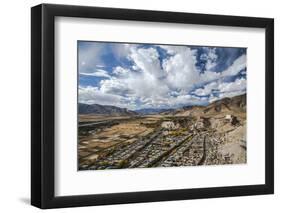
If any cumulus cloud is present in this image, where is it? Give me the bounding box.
[129,47,163,78]
[78,42,247,110]
[162,46,199,91]
[79,86,137,109]
[192,77,246,98]
[200,47,218,70]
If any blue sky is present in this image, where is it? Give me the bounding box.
[78,41,246,110]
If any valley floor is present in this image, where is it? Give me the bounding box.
[78,112,246,170]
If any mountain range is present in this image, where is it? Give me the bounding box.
[134,108,172,115]
[78,103,138,116]
[79,94,246,116]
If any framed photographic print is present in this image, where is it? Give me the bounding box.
[31,3,274,209]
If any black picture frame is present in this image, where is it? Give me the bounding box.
[31,3,274,209]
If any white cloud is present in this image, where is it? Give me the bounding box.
[198,54,246,83]
[162,46,199,91]
[158,45,188,55]
[220,54,246,76]
[79,42,133,74]
[112,43,133,59]
[78,43,105,73]
[193,77,246,100]
[112,66,130,76]
[100,77,133,96]
[192,81,219,96]
[79,86,137,109]
[219,78,246,93]
[96,64,105,68]
[200,47,218,70]
[80,69,110,78]
[129,47,164,78]
[79,44,246,109]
